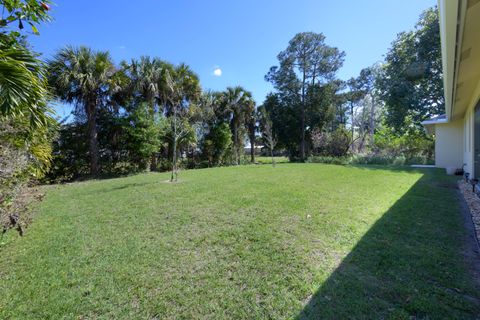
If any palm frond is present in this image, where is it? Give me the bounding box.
[0,46,53,128]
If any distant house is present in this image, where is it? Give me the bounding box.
[422,0,480,176]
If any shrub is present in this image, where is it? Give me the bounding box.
[201,123,232,166]
[1,119,54,235]
[373,124,434,162]
[311,127,352,157]
[306,156,351,165]
[307,154,433,166]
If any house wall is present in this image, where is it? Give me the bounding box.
[462,78,480,178]
[437,0,480,177]
[463,107,474,177]
[435,119,463,169]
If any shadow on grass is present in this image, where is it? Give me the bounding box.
[296,172,480,319]
[347,164,444,174]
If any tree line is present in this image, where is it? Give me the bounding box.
[1,1,442,234]
[263,7,440,163]
[50,5,441,181]
[47,50,261,181]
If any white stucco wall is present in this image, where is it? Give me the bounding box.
[461,77,480,178]
[463,108,474,176]
[435,119,463,169]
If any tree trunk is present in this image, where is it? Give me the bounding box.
[86,103,99,176]
[233,119,239,165]
[271,147,275,168]
[300,70,306,162]
[350,102,355,153]
[249,120,255,163]
[171,106,178,182]
[369,95,375,144]
[149,99,158,171]
[250,140,255,163]
[359,131,367,153]
[150,154,158,171]
[171,138,177,182]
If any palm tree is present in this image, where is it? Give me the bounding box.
[223,86,255,165]
[121,57,173,170]
[48,46,115,176]
[121,56,168,112]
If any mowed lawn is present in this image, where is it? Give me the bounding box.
[0,164,479,319]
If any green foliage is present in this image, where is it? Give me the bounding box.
[45,52,262,180]
[325,127,351,157]
[48,46,116,175]
[41,7,441,181]
[125,103,162,170]
[120,56,169,109]
[373,118,434,162]
[202,122,232,166]
[271,7,441,162]
[0,0,52,41]
[220,86,255,165]
[311,126,351,157]
[261,93,299,155]
[308,117,434,165]
[161,64,202,181]
[377,7,443,131]
[48,107,165,181]
[266,32,345,160]
[163,116,196,151]
[0,3,55,235]
[47,122,88,182]
[306,155,351,165]
[305,83,336,130]
[307,154,433,166]
[0,45,53,128]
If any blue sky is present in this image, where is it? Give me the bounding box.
[31,0,436,117]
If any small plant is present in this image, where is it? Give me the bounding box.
[261,111,277,167]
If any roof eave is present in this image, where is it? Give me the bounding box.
[438,0,466,121]
[438,0,462,122]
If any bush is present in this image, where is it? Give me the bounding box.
[1,125,30,235]
[201,123,232,166]
[1,119,54,235]
[306,156,351,165]
[311,127,352,157]
[307,154,433,166]
[373,124,434,162]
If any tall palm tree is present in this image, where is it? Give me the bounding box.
[223,86,255,165]
[121,57,173,170]
[48,46,115,176]
[121,56,167,112]
[159,63,200,111]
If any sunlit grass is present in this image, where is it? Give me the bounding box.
[0,164,478,318]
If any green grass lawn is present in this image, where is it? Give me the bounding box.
[0,164,479,319]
